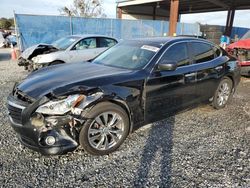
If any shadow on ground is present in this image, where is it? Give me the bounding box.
[134,117,175,187]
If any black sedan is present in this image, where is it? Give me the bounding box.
[7,37,241,156]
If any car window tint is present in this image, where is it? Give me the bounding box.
[160,42,190,67]
[74,38,96,50]
[99,38,117,48]
[93,41,158,70]
[191,42,215,63]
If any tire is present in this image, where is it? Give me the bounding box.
[212,77,233,109]
[79,102,130,155]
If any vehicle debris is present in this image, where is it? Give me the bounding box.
[227,30,250,76]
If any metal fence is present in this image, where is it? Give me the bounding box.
[227,27,249,38]
[15,14,201,51]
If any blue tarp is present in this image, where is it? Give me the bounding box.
[15,14,200,51]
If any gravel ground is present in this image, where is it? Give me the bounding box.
[0,48,249,188]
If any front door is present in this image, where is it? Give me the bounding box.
[145,42,197,123]
[69,37,98,63]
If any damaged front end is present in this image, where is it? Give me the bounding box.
[227,37,250,76]
[227,47,250,76]
[18,44,58,70]
[7,89,103,155]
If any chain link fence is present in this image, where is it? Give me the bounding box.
[15,14,200,51]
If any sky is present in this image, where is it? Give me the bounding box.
[181,10,250,28]
[0,0,117,18]
[0,0,250,28]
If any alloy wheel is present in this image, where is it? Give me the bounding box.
[217,82,231,106]
[88,112,125,151]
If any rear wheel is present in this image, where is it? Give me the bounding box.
[212,77,233,109]
[79,102,130,155]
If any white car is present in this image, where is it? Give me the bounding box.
[18,35,118,71]
[0,32,6,48]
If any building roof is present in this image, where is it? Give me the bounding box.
[117,0,250,14]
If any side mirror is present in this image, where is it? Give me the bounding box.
[158,60,177,71]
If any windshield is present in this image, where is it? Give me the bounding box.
[51,36,80,50]
[241,30,250,40]
[92,41,160,70]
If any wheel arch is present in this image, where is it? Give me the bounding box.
[105,99,133,133]
[49,60,65,66]
[83,98,133,133]
[223,74,235,92]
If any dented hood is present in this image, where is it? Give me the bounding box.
[20,43,58,59]
[227,39,250,50]
[17,62,133,99]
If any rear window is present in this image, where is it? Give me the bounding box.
[99,38,117,48]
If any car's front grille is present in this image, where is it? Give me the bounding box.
[7,86,33,125]
[7,102,25,125]
[13,88,34,104]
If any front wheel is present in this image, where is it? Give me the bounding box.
[212,77,233,109]
[79,102,130,155]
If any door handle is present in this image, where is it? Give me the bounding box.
[185,72,196,77]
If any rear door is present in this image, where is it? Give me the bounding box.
[188,42,226,101]
[96,37,117,54]
[145,42,198,123]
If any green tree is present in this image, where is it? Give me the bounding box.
[59,0,106,18]
[0,18,14,29]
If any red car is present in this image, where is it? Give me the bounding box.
[227,31,250,76]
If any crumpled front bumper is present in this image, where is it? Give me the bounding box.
[7,95,79,155]
[11,121,78,155]
[18,57,31,67]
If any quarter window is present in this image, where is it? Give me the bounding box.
[159,42,190,67]
[191,42,215,63]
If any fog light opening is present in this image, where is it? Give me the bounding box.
[45,136,56,146]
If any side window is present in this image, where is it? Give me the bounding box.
[191,42,215,63]
[73,38,96,50]
[159,42,190,67]
[99,38,117,48]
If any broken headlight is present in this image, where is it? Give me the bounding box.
[32,56,42,63]
[36,94,85,115]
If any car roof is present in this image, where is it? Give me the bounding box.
[70,34,117,40]
[130,36,214,45]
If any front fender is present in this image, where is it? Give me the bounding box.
[34,54,56,64]
[71,87,143,133]
[35,52,65,64]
